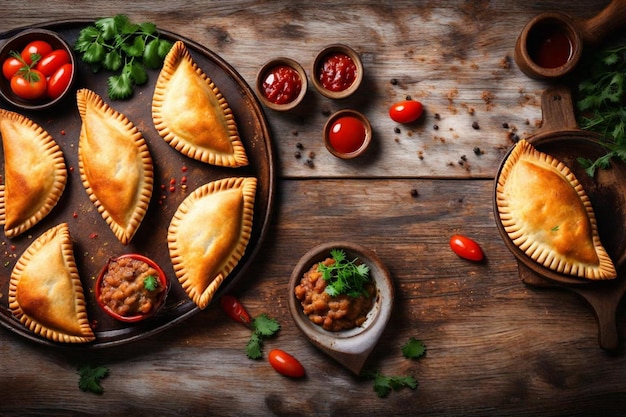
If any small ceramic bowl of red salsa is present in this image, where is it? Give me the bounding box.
[323,109,372,159]
[312,44,363,99]
[95,254,169,323]
[0,28,77,111]
[256,57,307,111]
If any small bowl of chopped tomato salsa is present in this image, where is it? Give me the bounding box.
[323,109,372,159]
[288,241,394,375]
[312,44,363,99]
[0,28,77,111]
[95,254,169,323]
[256,57,307,111]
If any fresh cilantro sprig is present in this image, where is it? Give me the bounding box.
[74,14,173,100]
[143,274,158,291]
[317,249,371,298]
[575,44,626,177]
[246,313,280,359]
[362,371,418,398]
[78,365,109,395]
[401,337,427,359]
[361,337,426,398]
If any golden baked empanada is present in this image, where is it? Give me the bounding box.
[168,177,257,309]
[0,109,67,238]
[9,223,95,343]
[77,89,154,245]
[152,41,248,167]
[496,139,616,280]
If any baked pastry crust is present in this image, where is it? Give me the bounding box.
[168,177,257,309]
[0,109,67,238]
[496,139,616,280]
[77,89,154,245]
[152,40,248,167]
[8,223,95,343]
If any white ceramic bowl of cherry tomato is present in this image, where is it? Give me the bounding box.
[0,28,76,110]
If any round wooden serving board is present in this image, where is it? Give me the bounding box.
[494,85,626,351]
[0,20,275,349]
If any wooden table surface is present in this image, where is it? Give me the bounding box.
[2,1,626,415]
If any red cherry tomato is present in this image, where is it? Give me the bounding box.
[268,349,305,378]
[46,63,72,99]
[10,70,47,100]
[449,234,484,262]
[389,99,423,123]
[328,116,366,154]
[220,295,251,325]
[2,56,23,80]
[36,49,70,77]
[20,40,53,65]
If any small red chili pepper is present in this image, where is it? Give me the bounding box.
[220,295,251,325]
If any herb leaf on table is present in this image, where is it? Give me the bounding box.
[77,365,109,395]
[245,313,280,359]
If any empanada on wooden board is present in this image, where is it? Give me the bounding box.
[152,40,248,168]
[168,177,257,309]
[9,223,95,343]
[496,139,616,280]
[0,109,67,238]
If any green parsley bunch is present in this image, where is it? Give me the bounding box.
[74,14,173,100]
[576,44,626,176]
[317,249,371,298]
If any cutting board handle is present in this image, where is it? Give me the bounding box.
[538,86,579,134]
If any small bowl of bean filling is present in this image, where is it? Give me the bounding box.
[95,254,169,323]
[288,242,394,375]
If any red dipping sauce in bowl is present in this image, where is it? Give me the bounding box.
[256,57,307,111]
[312,44,363,99]
[262,64,302,105]
[324,109,371,159]
[318,52,357,92]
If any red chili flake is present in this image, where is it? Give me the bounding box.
[161,184,166,190]
[181,165,188,173]
[169,186,176,192]
[69,166,74,173]
[89,232,98,239]
[60,130,66,135]
[170,178,176,185]
[180,176,187,185]
[10,245,16,251]
[72,212,78,218]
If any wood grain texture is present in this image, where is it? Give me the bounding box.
[2,1,626,416]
